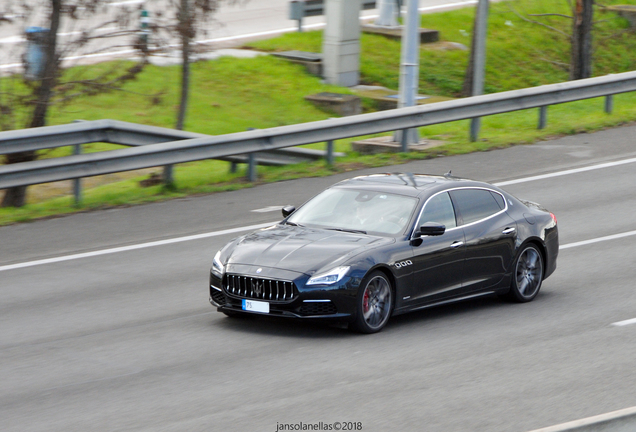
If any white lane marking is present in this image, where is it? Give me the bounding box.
[3,225,636,273]
[251,206,284,213]
[0,1,477,51]
[494,157,636,187]
[560,230,636,250]
[1,158,635,272]
[0,35,24,44]
[199,1,479,43]
[525,405,636,432]
[0,221,277,272]
[0,27,121,46]
[109,0,144,6]
[612,318,636,327]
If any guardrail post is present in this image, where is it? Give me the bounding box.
[247,153,257,182]
[605,95,614,114]
[469,118,480,142]
[163,164,174,185]
[230,162,238,173]
[538,106,548,129]
[326,140,334,166]
[73,144,82,206]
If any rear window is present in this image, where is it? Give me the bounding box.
[451,189,503,225]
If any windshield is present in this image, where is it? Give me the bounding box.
[287,188,418,235]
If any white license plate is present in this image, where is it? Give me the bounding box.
[242,299,269,313]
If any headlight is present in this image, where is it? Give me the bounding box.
[306,266,350,286]
[211,251,224,277]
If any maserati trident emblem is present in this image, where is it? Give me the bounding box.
[256,268,262,274]
[252,280,263,296]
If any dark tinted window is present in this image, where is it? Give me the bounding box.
[418,192,457,229]
[490,191,505,210]
[451,189,503,225]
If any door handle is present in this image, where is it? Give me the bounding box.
[450,241,464,248]
[502,227,516,235]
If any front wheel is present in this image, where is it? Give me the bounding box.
[351,271,393,334]
[507,244,544,302]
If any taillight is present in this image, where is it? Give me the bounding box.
[550,212,557,225]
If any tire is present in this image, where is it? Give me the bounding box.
[351,271,393,334]
[507,244,544,302]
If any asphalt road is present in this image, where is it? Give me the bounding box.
[2,125,636,432]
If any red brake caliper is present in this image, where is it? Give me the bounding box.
[363,289,370,313]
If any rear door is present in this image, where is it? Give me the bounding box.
[449,188,517,292]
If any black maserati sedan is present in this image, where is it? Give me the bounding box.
[209,173,558,333]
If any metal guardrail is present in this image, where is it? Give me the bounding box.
[0,119,343,202]
[1,70,636,191]
[0,119,202,154]
[0,119,341,164]
[289,0,386,31]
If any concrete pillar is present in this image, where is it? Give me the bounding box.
[469,0,489,142]
[322,0,361,87]
[376,0,399,27]
[394,0,420,149]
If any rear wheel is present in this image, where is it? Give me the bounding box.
[507,244,544,302]
[351,271,393,334]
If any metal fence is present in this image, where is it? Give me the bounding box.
[1,70,636,194]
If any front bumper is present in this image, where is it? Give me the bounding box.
[215,301,352,321]
[210,271,358,322]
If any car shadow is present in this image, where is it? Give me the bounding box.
[213,313,356,339]
[211,290,558,338]
[388,290,558,330]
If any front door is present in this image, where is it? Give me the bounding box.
[408,192,466,304]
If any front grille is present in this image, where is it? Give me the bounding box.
[210,288,226,306]
[299,301,337,316]
[225,274,297,302]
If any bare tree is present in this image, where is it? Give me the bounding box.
[571,0,594,80]
[0,0,149,207]
[146,0,244,131]
[509,0,596,81]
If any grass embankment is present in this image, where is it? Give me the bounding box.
[2,0,636,224]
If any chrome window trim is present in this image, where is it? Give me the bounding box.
[410,187,508,239]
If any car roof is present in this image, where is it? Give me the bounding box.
[332,173,492,198]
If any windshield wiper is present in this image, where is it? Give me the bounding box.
[285,221,303,227]
[326,228,367,234]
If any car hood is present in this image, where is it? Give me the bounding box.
[226,224,392,275]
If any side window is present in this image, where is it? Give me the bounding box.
[418,192,457,229]
[490,191,505,210]
[451,189,503,225]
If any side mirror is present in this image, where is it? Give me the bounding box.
[417,222,446,237]
[282,205,296,218]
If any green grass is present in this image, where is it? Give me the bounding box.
[2,0,636,225]
[249,0,636,95]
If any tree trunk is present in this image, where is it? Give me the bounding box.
[176,0,190,131]
[2,0,61,208]
[570,0,593,80]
